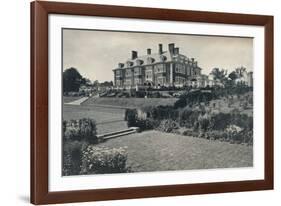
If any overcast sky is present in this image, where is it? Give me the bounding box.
[63,29,253,82]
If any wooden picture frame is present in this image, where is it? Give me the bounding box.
[31,0,274,204]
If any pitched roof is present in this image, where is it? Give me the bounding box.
[113,51,195,70]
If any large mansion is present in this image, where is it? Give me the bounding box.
[113,43,209,89]
[112,43,253,89]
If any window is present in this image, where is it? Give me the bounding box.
[175,64,185,74]
[126,70,132,77]
[155,64,165,73]
[134,68,141,75]
[157,77,166,85]
[116,80,122,86]
[125,80,131,85]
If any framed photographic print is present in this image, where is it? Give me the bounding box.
[30,1,274,204]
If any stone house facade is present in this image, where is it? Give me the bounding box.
[113,43,204,89]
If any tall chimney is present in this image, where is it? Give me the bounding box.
[147,48,151,55]
[131,51,138,59]
[194,61,198,67]
[158,44,163,54]
[168,43,175,54]
[174,47,179,55]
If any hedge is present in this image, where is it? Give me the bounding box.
[81,146,129,174]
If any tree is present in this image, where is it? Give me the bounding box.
[235,66,247,77]
[228,71,238,81]
[93,80,99,87]
[63,67,83,92]
[100,81,113,87]
[83,78,92,86]
[210,68,228,81]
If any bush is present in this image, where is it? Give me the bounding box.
[198,112,212,132]
[230,112,253,130]
[182,129,199,137]
[156,119,179,133]
[204,130,228,141]
[81,146,129,174]
[202,126,252,145]
[179,107,201,129]
[238,129,253,145]
[125,109,138,127]
[135,118,160,131]
[63,118,98,143]
[151,105,179,120]
[209,112,232,130]
[62,140,88,176]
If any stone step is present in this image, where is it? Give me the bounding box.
[97,127,139,138]
[102,130,136,140]
[97,127,139,141]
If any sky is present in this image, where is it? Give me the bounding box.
[63,29,253,82]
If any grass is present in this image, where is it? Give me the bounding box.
[63,105,128,134]
[83,97,178,108]
[63,96,83,103]
[98,130,253,172]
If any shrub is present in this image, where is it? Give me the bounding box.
[81,146,129,174]
[62,140,88,176]
[182,129,199,137]
[135,118,160,131]
[125,109,138,127]
[151,105,178,120]
[63,118,97,143]
[209,112,232,130]
[198,112,212,132]
[200,125,253,144]
[179,106,193,127]
[239,129,253,145]
[204,130,228,141]
[230,112,253,130]
[226,125,252,144]
[156,119,179,133]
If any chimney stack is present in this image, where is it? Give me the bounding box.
[174,47,179,55]
[158,44,163,54]
[194,61,198,67]
[131,51,138,59]
[147,48,151,55]
[168,43,175,54]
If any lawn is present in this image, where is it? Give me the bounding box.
[83,97,178,108]
[63,105,128,134]
[63,96,83,103]
[98,130,253,172]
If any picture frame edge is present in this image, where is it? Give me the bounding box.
[30,1,274,204]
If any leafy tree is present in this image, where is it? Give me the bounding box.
[100,81,114,87]
[210,68,228,81]
[235,66,247,77]
[63,67,83,92]
[228,71,238,81]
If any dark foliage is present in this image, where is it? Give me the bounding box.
[81,146,130,174]
[63,118,98,143]
[63,67,85,92]
[125,109,138,127]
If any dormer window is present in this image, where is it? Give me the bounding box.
[147,57,155,64]
[126,61,133,67]
[160,55,167,62]
[136,59,144,66]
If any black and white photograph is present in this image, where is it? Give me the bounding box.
[62,29,254,176]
